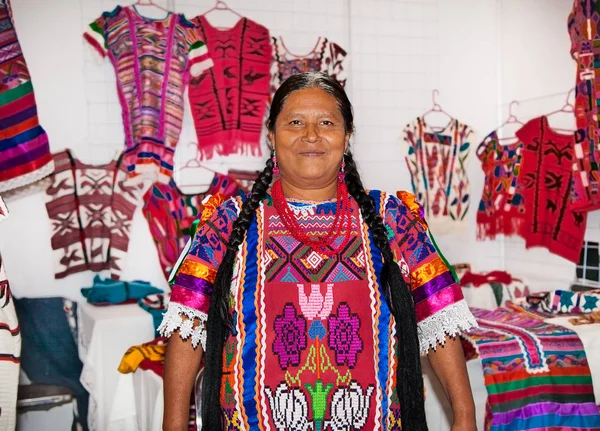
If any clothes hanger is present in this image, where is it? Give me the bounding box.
[421,89,452,128]
[175,143,219,188]
[496,100,524,142]
[203,0,242,19]
[132,0,169,13]
[545,88,576,132]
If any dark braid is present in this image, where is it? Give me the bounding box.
[201,156,274,430]
[344,152,428,430]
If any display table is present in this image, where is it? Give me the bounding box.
[78,302,154,431]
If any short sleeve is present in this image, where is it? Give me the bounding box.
[83,10,111,58]
[182,17,214,77]
[157,196,241,350]
[384,192,477,355]
[327,41,348,88]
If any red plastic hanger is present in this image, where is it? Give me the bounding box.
[545,88,576,133]
[132,0,169,13]
[422,89,452,128]
[496,100,524,142]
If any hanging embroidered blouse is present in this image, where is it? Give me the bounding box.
[476,132,525,240]
[403,117,473,234]
[187,16,272,160]
[45,150,142,280]
[0,0,53,194]
[270,36,348,94]
[515,116,586,263]
[568,0,600,211]
[84,6,213,183]
[142,172,243,280]
[158,191,476,430]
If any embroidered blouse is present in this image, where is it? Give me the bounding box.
[568,0,600,211]
[515,116,586,263]
[45,150,142,280]
[476,132,525,240]
[0,0,53,194]
[187,16,272,160]
[159,191,476,430]
[84,6,213,183]
[270,36,348,94]
[403,117,473,234]
[142,172,243,280]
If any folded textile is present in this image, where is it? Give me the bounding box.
[526,289,600,315]
[118,337,167,374]
[138,293,169,336]
[81,275,163,304]
[460,270,517,287]
[570,311,600,325]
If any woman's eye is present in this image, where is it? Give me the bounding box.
[321,120,334,126]
[289,120,302,125]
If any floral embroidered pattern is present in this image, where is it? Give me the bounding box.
[328,303,363,368]
[298,283,334,321]
[326,382,375,430]
[264,382,311,431]
[273,303,308,369]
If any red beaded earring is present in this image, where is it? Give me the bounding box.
[338,154,346,183]
[272,150,280,177]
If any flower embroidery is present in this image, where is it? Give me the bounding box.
[328,302,363,368]
[273,303,307,369]
[265,382,311,431]
[298,283,334,321]
[325,382,374,431]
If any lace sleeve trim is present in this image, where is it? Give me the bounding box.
[417,299,478,356]
[157,302,208,351]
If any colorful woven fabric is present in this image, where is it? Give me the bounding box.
[516,117,586,263]
[476,131,526,240]
[568,0,600,211]
[142,172,243,280]
[0,0,53,194]
[403,117,473,234]
[270,36,348,93]
[463,307,600,431]
[84,6,213,183]
[159,191,476,430]
[187,16,271,159]
[118,337,167,374]
[44,150,142,280]
[526,289,600,315]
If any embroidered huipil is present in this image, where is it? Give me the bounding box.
[45,150,142,280]
[568,0,600,211]
[0,0,53,194]
[159,191,476,430]
[84,6,213,183]
[476,132,526,240]
[142,172,243,280]
[187,16,271,160]
[403,118,473,234]
[515,117,586,263]
[270,36,348,94]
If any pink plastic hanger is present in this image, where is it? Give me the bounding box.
[545,88,576,133]
[132,0,169,13]
[203,0,242,18]
[496,100,524,142]
[422,89,452,127]
[175,143,218,188]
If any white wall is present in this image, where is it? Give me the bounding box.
[0,0,588,301]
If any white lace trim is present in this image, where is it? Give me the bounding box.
[0,161,54,194]
[158,302,208,350]
[417,299,478,356]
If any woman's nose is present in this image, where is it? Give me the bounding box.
[303,123,320,143]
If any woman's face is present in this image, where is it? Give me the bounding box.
[269,87,350,190]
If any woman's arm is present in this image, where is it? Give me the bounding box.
[427,336,476,431]
[163,334,203,431]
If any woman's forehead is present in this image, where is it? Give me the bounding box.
[280,88,341,115]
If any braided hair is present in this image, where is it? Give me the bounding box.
[201,72,427,430]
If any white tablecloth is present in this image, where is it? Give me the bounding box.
[78,302,155,431]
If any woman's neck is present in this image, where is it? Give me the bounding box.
[279,178,338,201]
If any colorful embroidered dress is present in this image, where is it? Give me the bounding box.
[187,16,271,160]
[462,307,600,430]
[84,6,213,183]
[568,0,600,211]
[159,191,476,430]
[476,132,525,240]
[515,117,586,263]
[270,36,348,94]
[45,150,142,280]
[0,0,53,194]
[403,118,473,234]
[0,195,20,431]
[142,172,243,280]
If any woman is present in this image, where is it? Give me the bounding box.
[160,72,477,431]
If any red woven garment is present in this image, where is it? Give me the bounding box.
[515,116,586,263]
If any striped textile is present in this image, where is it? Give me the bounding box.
[84,6,213,183]
[0,0,53,193]
[463,307,600,430]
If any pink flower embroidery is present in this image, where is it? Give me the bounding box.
[273,304,307,369]
[297,283,334,321]
[328,302,363,368]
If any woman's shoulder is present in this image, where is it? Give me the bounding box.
[368,190,428,230]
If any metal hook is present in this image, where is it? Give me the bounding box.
[432,89,440,107]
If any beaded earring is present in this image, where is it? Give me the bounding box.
[272,149,280,177]
[338,154,346,183]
